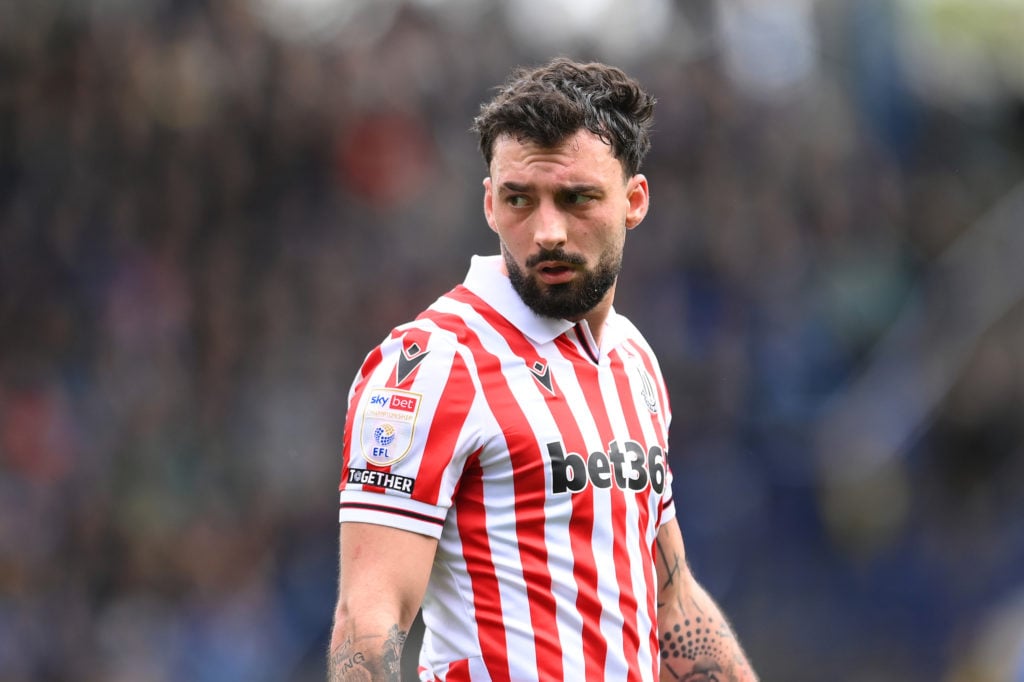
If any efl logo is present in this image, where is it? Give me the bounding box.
[359,388,422,467]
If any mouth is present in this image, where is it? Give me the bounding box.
[535,262,577,285]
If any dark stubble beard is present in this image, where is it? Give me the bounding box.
[504,245,621,320]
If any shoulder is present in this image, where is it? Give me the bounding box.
[355,280,523,392]
[363,298,490,388]
[367,287,474,360]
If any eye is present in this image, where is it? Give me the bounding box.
[564,192,594,206]
[506,195,530,208]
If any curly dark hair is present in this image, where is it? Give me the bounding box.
[472,58,656,177]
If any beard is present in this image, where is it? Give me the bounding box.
[504,245,621,320]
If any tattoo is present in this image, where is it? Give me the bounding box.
[328,627,408,682]
[328,637,370,682]
[381,625,407,677]
[659,586,754,682]
[656,538,682,591]
[660,612,745,682]
[661,615,727,663]
[656,538,756,681]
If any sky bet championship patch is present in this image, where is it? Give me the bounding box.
[359,388,422,467]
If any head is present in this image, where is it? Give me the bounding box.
[472,59,655,322]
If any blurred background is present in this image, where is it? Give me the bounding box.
[2,0,1023,680]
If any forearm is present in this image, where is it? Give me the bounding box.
[327,616,407,682]
[657,584,757,682]
[655,529,757,682]
[329,522,435,681]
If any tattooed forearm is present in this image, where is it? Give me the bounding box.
[658,599,757,682]
[655,521,757,681]
[328,626,408,682]
[656,543,757,681]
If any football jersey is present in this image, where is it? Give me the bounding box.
[339,255,676,681]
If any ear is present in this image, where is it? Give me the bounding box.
[624,174,649,230]
[483,177,498,233]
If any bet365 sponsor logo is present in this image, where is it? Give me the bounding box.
[547,440,667,495]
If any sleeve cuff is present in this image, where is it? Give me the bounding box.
[338,489,448,539]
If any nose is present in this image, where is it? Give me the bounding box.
[533,200,567,251]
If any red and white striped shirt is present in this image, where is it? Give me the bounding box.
[339,255,676,681]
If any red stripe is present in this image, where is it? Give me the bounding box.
[609,348,660,678]
[453,453,511,682]
[424,298,564,681]
[607,348,655,533]
[413,347,475,507]
[361,344,386,382]
[556,335,643,679]
[446,658,471,681]
[549,335,608,680]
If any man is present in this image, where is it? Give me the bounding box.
[329,58,758,681]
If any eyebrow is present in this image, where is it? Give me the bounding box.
[498,181,603,194]
[498,181,532,193]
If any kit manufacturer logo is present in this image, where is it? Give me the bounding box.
[529,360,554,395]
[395,342,429,386]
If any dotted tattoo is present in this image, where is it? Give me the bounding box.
[660,615,726,663]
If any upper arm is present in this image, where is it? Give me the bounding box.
[335,521,438,632]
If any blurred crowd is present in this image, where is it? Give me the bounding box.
[1,1,1023,680]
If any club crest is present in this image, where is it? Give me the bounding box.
[637,365,658,414]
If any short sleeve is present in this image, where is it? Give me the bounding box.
[338,324,479,539]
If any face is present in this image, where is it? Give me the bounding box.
[483,129,649,322]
